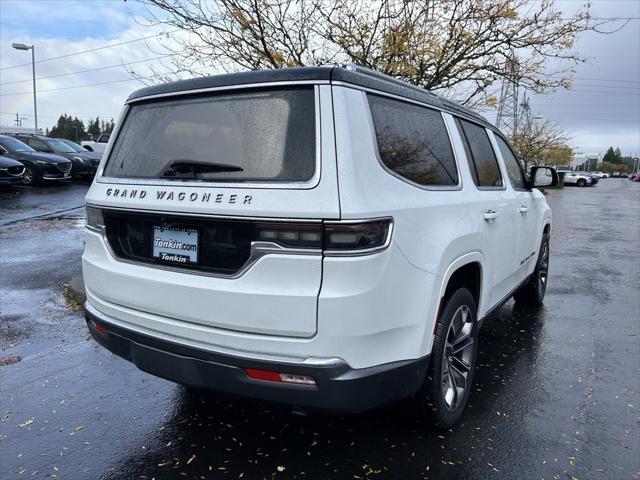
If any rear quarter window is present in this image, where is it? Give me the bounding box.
[367,94,458,187]
[103,87,316,183]
[456,118,503,188]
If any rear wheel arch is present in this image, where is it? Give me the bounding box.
[438,254,484,317]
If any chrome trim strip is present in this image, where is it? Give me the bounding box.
[84,301,344,366]
[96,85,323,190]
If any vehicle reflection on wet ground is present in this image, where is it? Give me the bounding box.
[1,179,638,479]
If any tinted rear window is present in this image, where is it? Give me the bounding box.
[367,94,458,187]
[103,87,316,182]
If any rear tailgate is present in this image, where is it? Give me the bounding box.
[84,84,339,338]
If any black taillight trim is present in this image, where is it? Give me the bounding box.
[323,218,393,256]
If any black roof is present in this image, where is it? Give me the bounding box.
[126,66,490,127]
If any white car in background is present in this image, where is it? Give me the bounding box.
[562,171,593,187]
[590,171,608,178]
[81,133,110,154]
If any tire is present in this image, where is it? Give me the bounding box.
[418,288,478,428]
[577,179,586,187]
[514,233,550,306]
[22,165,38,186]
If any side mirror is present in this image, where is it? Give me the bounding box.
[530,166,558,188]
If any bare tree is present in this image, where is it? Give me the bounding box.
[511,115,571,170]
[136,0,625,106]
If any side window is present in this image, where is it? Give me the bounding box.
[98,134,110,143]
[368,94,458,187]
[495,135,526,190]
[27,138,47,151]
[456,118,503,188]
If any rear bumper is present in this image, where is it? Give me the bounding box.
[85,304,430,414]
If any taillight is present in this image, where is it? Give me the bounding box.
[256,218,393,255]
[85,205,105,231]
[324,219,392,254]
[255,222,323,249]
[255,218,392,254]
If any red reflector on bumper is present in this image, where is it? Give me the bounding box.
[245,369,282,382]
[245,369,316,385]
[93,320,109,335]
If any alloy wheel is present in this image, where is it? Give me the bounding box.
[441,305,474,410]
[537,241,549,296]
[23,167,34,185]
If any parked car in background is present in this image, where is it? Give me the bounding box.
[83,66,558,427]
[10,134,101,178]
[631,172,640,182]
[81,133,110,154]
[0,135,71,185]
[58,138,102,158]
[590,171,608,178]
[582,172,599,185]
[560,171,593,187]
[0,155,26,186]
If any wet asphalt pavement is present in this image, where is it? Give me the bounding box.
[1,180,639,480]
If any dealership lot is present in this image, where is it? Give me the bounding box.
[1,180,639,480]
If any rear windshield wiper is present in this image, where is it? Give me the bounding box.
[160,160,244,179]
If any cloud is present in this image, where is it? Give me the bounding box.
[0,0,171,132]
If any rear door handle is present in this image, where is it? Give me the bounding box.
[483,210,499,221]
[519,206,529,214]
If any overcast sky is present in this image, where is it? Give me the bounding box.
[0,0,638,157]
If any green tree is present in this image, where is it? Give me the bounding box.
[48,114,86,141]
[87,116,101,139]
[602,146,622,164]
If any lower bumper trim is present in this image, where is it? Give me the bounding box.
[85,304,430,414]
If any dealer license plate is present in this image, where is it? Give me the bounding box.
[152,226,199,264]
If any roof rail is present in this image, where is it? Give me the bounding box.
[343,63,486,122]
[344,63,440,99]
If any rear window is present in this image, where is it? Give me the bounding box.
[367,94,458,187]
[103,87,316,182]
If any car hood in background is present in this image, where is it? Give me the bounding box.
[0,156,25,168]
[22,151,72,164]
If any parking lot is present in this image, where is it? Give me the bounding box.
[1,179,639,480]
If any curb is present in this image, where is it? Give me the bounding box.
[64,273,86,308]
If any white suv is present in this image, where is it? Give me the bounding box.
[82,65,556,427]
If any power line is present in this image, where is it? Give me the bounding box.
[0,55,171,86]
[0,77,144,96]
[0,29,179,71]
[0,65,215,97]
[573,77,640,84]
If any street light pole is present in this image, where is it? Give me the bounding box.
[12,42,38,132]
